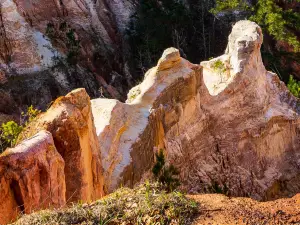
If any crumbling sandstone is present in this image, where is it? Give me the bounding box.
[92,47,200,192]
[19,88,105,203]
[0,131,65,225]
[92,21,300,200]
[0,0,135,114]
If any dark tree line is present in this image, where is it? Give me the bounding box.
[126,0,232,78]
[126,0,300,84]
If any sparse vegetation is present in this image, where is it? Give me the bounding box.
[211,59,226,74]
[13,183,198,225]
[127,86,141,103]
[46,21,81,65]
[21,105,41,125]
[0,105,41,153]
[209,181,229,195]
[0,121,23,151]
[287,74,300,97]
[152,149,180,192]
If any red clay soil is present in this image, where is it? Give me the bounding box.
[190,194,300,225]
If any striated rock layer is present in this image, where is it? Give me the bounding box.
[0,0,136,113]
[92,47,200,192]
[92,21,300,200]
[0,131,65,225]
[19,88,105,203]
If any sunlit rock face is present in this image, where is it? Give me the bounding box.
[18,88,105,203]
[92,47,200,192]
[0,131,65,225]
[93,21,300,200]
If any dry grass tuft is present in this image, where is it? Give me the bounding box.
[13,182,198,225]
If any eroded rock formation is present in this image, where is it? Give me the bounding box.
[19,88,105,203]
[92,21,300,200]
[92,47,200,192]
[0,0,136,113]
[0,131,65,225]
[2,19,300,224]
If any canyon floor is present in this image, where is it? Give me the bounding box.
[191,194,300,224]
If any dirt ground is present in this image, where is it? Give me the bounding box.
[190,194,300,225]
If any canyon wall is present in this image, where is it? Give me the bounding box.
[0,0,136,115]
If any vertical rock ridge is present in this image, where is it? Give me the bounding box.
[18,88,105,203]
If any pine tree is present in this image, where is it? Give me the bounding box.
[152,149,180,192]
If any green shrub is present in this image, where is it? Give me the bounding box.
[21,105,41,125]
[152,149,180,192]
[0,121,23,152]
[0,105,41,153]
[211,59,226,74]
[287,74,300,97]
[46,21,81,65]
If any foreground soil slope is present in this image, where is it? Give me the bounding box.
[191,194,300,225]
[13,185,300,225]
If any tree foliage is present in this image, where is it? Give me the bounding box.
[211,0,300,51]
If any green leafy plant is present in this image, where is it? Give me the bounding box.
[287,74,300,97]
[152,149,180,192]
[0,121,23,151]
[21,105,41,125]
[0,105,41,153]
[210,0,248,14]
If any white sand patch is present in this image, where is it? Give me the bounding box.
[91,99,119,136]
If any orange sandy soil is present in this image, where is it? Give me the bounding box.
[190,194,300,225]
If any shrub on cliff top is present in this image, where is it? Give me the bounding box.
[13,183,198,225]
[0,105,41,153]
[0,121,23,151]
